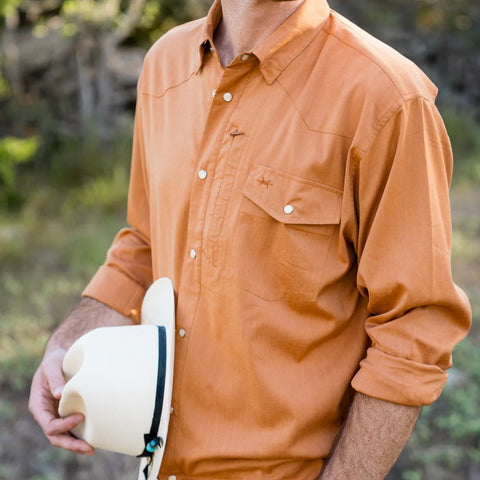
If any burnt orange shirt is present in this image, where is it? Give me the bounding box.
[83,1,471,478]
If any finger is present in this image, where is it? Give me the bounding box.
[43,413,85,437]
[31,379,93,454]
[29,369,61,429]
[30,369,81,435]
[43,349,67,399]
[47,432,95,455]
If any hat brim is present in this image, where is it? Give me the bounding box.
[138,278,175,480]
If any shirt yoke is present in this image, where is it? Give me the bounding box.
[326,11,438,104]
[140,17,205,98]
[271,11,440,156]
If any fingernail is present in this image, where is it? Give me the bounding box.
[54,387,63,398]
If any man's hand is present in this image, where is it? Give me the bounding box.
[29,296,133,454]
[319,392,421,479]
[29,347,95,455]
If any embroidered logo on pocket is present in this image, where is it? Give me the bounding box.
[257,176,273,188]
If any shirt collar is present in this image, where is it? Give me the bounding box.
[196,0,331,84]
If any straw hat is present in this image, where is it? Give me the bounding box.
[58,278,175,480]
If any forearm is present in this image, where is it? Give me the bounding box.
[320,392,420,479]
[46,296,133,353]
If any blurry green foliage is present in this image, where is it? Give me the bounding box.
[138,0,161,30]
[61,0,116,25]
[0,0,22,18]
[42,130,123,188]
[442,108,480,185]
[63,163,129,216]
[0,0,208,210]
[0,72,9,99]
[415,0,480,44]
[434,340,480,442]
[403,337,480,475]
[0,0,208,45]
[332,0,480,45]
[0,136,38,207]
[401,471,422,480]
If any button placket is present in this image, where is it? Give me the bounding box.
[200,66,253,268]
[169,62,254,469]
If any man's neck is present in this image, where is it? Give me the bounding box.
[214,0,305,67]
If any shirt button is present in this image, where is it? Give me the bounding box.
[168,476,176,480]
[190,249,197,259]
[241,54,250,61]
[179,328,186,338]
[212,89,216,98]
[170,406,174,414]
[198,169,207,180]
[210,47,215,53]
[223,92,233,102]
[284,204,294,215]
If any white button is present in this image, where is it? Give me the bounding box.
[198,169,207,180]
[170,407,174,414]
[223,92,233,102]
[210,47,215,53]
[212,89,216,98]
[241,54,250,61]
[190,249,197,259]
[179,328,186,338]
[284,204,294,215]
[168,476,176,480]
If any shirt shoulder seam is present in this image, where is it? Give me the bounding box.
[139,69,197,99]
[323,17,419,102]
[354,95,433,167]
[275,78,354,141]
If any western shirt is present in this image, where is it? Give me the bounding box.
[83,0,472,478]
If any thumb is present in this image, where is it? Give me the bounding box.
[44,348,67,400]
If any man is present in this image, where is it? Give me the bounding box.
[29,0,471,478]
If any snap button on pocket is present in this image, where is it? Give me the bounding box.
[284,204,294,215]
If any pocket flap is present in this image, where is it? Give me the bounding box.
[241,165,342,225]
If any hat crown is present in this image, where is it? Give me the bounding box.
[60,325,160,456]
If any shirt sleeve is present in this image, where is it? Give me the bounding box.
[350,96,471,406]
[82,74,153,319]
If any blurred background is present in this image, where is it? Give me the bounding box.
[0,0,478,479]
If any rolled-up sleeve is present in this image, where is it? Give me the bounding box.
[351,96,472,406]
[82,74,153,319]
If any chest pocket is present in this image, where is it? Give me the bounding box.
[225,165,342,302]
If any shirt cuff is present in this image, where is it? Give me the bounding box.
[351,346,448,406]
[82,265,147,321]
